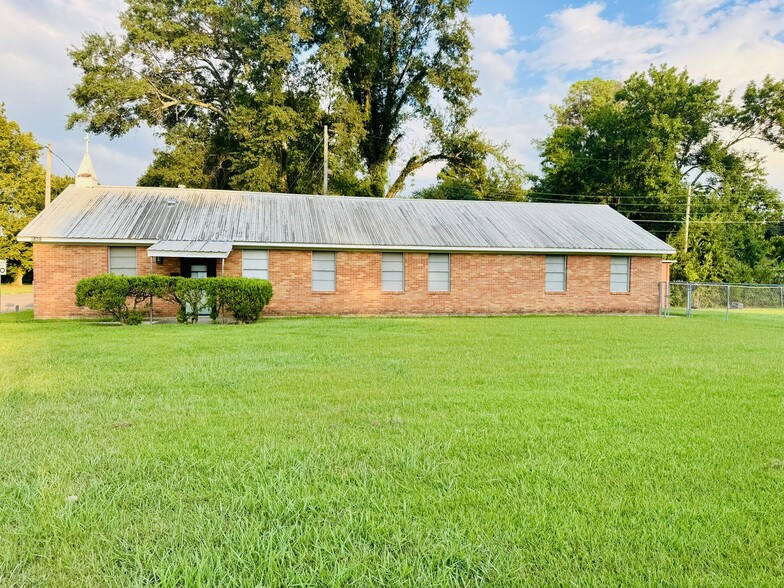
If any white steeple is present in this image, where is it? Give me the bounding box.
[76,134,98,187]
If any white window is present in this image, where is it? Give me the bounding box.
[382,252,404,291]
[109,247,136,276]
[610,256,631,293]
[428,253,450,292]
[312,251,336,291]
[545,255,566,292]
[242,250,269,279]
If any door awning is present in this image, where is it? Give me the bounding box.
[147,240,233,259]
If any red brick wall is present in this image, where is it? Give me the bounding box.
[223,249,242,277]
[32,244,663,318]
[262,250,661,316]
[33,244,108,318]
[138,250,181,317]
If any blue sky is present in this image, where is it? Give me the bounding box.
[1,0,784,191]
[474,0,662,35]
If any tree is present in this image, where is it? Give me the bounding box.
[534,66,784,282]
[68,0,327,193]
[413,138,529,201]
[0,105,72,284]
[68,0,503,198]
[310,0,482,197]
[534,78,625,203]
[675,179,783,283]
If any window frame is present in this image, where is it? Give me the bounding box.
[428,253,451,292]
[108,246,137,276]
[544,255,567,292]
[242,249,269,280]
[381,252,405,292]
[312,251,337,292]
[610,256,631,293]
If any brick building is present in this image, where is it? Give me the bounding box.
[19,175,675,319]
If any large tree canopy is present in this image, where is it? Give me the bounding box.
[68,0,503,198]
[69,0,324,193]
[0,105,72,283]
[309,0,481,197]
[533,66,784,282]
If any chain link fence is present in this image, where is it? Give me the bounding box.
[661,281,784,319]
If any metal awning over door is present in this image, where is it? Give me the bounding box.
[147,240,232,259]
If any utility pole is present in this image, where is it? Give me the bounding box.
[684,183,692,253]
[45,144,52,207]
[323,125,329,196]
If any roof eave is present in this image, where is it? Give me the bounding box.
[18,236,675,256]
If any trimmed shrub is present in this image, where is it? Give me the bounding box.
[74,274,273,325]
[75,274,145,324]
[175,304,188,324]
[126,310,144,325]
[139,274,177,300]
[211,278,273,323]
[175,277,212,324]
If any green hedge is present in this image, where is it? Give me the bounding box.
[75,274,273,325]
[209,278,274,324]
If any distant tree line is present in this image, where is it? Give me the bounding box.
[531,65,784,283]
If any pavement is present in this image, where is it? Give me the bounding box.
[0,293,33,313]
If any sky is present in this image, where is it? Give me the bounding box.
[1,0,784,193]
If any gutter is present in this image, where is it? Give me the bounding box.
[18,236,675,256]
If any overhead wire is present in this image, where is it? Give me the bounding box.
[39,145,77,176]
[287,140,324,192]
[422,184,782,226]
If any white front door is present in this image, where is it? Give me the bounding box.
[189,264,209,316]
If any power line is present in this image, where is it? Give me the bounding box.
[630,219,780,225]
[288,141,323,192]
[530,194,711,204]
[424,185,783,226]
[435,183,778,209]
[423,184,688,204]
[40,146,77,176]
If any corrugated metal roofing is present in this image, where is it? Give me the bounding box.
[147,240,232,259]
[18,185,675,255]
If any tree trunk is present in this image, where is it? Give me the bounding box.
[368,160,388,199]
[280,141,289,193]
[386,152,447,198]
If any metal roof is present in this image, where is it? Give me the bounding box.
[147,240,232,259]
[18,185,675,255]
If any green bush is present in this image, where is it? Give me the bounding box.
[176,304,187,324]
[74,274,273,325]
[75,274,144,325]
[210,278,273,323]
[126,310,144,325]
[175,277,212,324]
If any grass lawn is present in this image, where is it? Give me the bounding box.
[1,311,783,586]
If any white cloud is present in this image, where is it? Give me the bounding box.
[469,13,523,90]
[660,0,784,90]
[462,1,784,192]
[470,13,514,52]
[521,3,667,74]
[662,0,740,34]
[0,0,152,185]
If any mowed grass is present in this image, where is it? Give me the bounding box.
[1,312,783,586]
